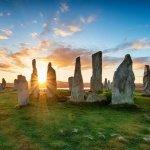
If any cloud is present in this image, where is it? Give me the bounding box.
[7,12,11,16]
[53,25,82,37]
[30,32,38,39]
[32,20,38,24]
[0,35,8,40]
[80,15,96,24]
[103,39,150,54]
[60,3,69,13]
[67,25,82,32]
[0,29,13,36]
[43,23,48,29]
[0,28,13,40]
[0,12,3,16]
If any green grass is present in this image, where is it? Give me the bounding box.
[0,89,150,150]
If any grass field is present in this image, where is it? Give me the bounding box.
[0,89,150,150]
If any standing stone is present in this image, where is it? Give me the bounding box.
[46,62,57,98]
[13,79,18,90]
[112,54,135,105]
[1,78,6,89]
[30,59,39,98]
[90,51,103,93]
[16,75,29,107]
[107,80,111,90]
[68,77,74,91]
[71,57,84,102]
[104,78,108,89]
[143,65,150,96]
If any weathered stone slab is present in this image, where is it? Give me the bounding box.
[16,75,29,107]
[1,78,6,90]
[71,57,84,102]
[143,65,150,96]
[68,76,74,91]
[47,62,57,98]
[90,51,103,93]
[112,54,135,105]
[30,59,39,98]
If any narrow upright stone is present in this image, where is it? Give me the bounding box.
[71,57,84,102]
[1,78,6,89]
[46,62,57,98]
[112,54,135,105]
[104,78,108,89]
[143,65,150,96]
[90,51,103,93]
[30,59,39,98]
[107,80,111,90]
[16,75,29,107]
[68,76,74,91]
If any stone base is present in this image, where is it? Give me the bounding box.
[86,93,107,103]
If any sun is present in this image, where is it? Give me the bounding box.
[36,61,47,84]
[38,76,46,84]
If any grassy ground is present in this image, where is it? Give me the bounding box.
[0,89,150,150]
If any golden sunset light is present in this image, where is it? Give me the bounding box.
[0,0,150,149]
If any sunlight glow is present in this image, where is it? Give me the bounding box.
[37,61,47,84]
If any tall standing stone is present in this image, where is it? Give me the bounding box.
[104,78,108,89]
[90,51,103,93]
[16,75,29,107]
[143,65,150,96]
[46,62,57,98]
[1,78,6,89]
[68,77,74,91]
[112,54,135,105]
[30,59,39,98]
[107,80,111,90]
[71,57,84,102]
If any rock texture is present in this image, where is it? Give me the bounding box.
[143,65,150,96]
[71,57,84,102]
[90,51,103,93]
[112,54,135,105]
[47,62,57,98]
[30,59,39,98]
[16,75,29,107]
[1,78,6,90]
[68,77,74,91]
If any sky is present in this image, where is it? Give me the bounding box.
[0,0,150,83]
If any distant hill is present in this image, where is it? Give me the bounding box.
[5,82,143,90]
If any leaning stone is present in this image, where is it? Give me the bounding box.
[112,54,135,105]
[71,57,84,102]
[16,75,29,107]
[90,51,103,93]
[86,93,107,103]
[47,62,57,98]
[143,65,150,96]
